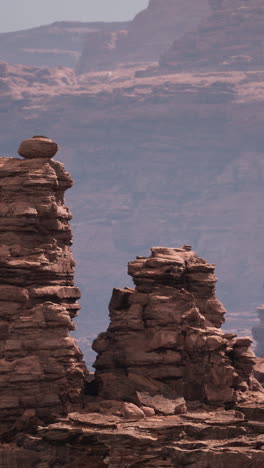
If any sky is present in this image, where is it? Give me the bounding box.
[0,0,149,33]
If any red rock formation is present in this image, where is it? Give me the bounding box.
[93,247,260,406]
[0,158,263,465]
[77,0,210,73]
[160,0,264,72]
[0,246,263,467]
[0,146,88,437]
[6,407,264,467]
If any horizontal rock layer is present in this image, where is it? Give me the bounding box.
[0,157,88,437]
[2,407,264,467]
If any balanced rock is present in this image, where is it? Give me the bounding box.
[93,247,260,406]
[18,135,58,159]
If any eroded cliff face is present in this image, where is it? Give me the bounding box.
[77,0,210,73]
[160,0,264,72]
[0,151,88,438]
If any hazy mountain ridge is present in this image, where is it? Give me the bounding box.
[0,21,129,68]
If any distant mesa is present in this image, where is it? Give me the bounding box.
[18,135,58,159]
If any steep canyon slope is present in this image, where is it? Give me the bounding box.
[160,0,264,71]
[0,0,211,72]
[77,0,210,72]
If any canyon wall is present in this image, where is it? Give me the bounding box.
[77,0,210,72]
[0,243,263,467]
[160,0,264,71]
[0,21,128,68]
[0,145,263,466]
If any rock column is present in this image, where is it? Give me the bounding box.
[93,247,257,406]
[0,138,87,436]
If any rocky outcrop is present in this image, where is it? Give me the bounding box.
[93,247,260,407]
[0,156,263,466]
[2,407,264,468]
[77,0,210,73]
[0,246,263,467]
[0,146,88,438]
[160,0,264,71]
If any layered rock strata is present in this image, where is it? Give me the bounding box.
[0,21,129,68]
[93,247,260,406]
[4,408,264,468]
[77,0,210,73]
[0,151,87,437]
[160,0,264,72]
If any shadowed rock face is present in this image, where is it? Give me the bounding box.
[77,0,211,73]
[160,0,264,72]
[0,155,88,437]
[93,247,259,405]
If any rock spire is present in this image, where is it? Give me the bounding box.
[93,246,260,407]
[0,139,87,437]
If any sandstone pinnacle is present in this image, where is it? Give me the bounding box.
[18,135,58,159]
[0,155,87,437]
